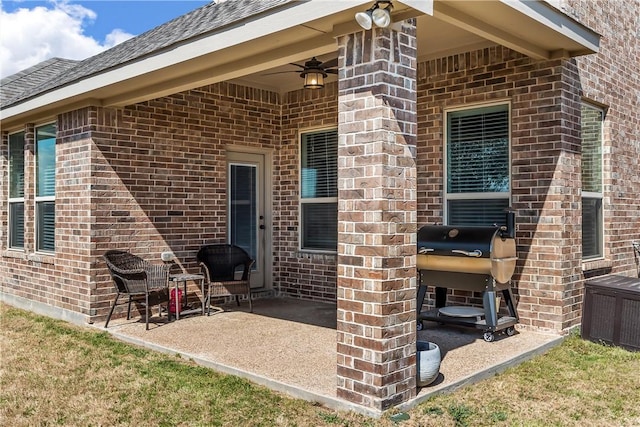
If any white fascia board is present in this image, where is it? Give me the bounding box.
[1,0,370,121]
[500,0,600,53]
[400,0,433,16]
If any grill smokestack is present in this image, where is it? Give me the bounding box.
[503,209,516,239]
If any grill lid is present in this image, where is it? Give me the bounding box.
[418,226,503,259]
[417,224,517,284]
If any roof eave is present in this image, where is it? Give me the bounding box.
[0,0,370,125]
[500,0,600,55]
[1,0,602,127]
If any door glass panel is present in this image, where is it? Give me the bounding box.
[230,164,257,262]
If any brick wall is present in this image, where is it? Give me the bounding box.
[416,47,586,332]
[90,81,343,319]
[415,0,640,332]
[1,117,96,316]
[277,83,339,301]
[87,83,282,321]
[2,81,343,322]
[56,111,94,315]
[563,0,640,277]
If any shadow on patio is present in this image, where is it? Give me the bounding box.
[100,297,562,414]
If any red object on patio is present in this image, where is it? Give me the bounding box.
[169,288,183,314]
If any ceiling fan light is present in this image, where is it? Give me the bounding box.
[355,10,373,30]
[371,6,391,28]
[302,68,326,89]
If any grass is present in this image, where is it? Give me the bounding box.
[1,303,639,426]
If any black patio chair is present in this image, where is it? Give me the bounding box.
[197,244,254,315]
[103,250,171,330]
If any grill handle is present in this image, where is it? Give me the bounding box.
[451,249,483,257]
[418,247,434,254]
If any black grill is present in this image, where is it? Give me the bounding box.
[416,211,519,342]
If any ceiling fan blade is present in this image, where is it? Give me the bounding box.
[321,58,338,68]
[262,70,302,76]
[289,62,306,69]
[325,69,339,75]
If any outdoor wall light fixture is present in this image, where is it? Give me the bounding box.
[355,1,393,30]
[300,57,327,89]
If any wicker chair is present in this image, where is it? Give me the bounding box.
[103,250,171,330]
[197,244,254,315]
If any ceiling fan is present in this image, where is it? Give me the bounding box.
[264,57,338,89]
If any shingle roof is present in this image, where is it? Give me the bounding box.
[1,0,291,109]
[0,58,79,105]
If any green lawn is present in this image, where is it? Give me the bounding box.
[1,303,639,426]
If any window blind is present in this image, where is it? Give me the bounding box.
[301,131,338,199]
[302,203,338,250]
[447,107,509,194]
[37,202,55,252]
[36,136,56,197]
[581,103,604,259]
[9,133,25,198]
[10,203,24,248]
[9,132,25,249]
[300,129,338,251]
[229,163,257,260]
[36,124,56,252]
[448,199,511,227]
[582,197,602,258]
[446,105,510,226]
[581,106,603,193]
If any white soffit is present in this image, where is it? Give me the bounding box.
[500,0,600,55]
[1,0,371,122]
[432,0,600,60]
[400,0,434,15]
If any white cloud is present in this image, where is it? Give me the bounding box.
[0,0,134,78]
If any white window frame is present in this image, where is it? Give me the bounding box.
[581,102,605,260]
[8,131,25,250]
[35,123,56,254]
[443,101,512,226]
[299,127,338,253]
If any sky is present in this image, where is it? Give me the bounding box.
[0,0,211,79]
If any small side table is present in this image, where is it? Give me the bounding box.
[169,273,205,320]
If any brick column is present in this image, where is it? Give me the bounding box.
[336,20,418,411]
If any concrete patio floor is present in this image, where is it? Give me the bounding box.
[101,296,563,415]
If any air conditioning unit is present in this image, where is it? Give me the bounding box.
[581,275,640,351]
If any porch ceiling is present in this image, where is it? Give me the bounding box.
[0,0,599,127]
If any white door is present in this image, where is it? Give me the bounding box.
[227,151,268,288]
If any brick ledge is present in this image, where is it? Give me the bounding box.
[582,258,612,272]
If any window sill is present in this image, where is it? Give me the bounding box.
[2,249,27,260]
[582,258,612,272]
[28,252,56,265]
[2,250,56,265]
[298,249,337,255]
[297,250,337,261]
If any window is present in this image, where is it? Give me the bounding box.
[300,129,337,251]
[35,123,56,252]
[581,103,604,259]
[445,104,510,226]
[9,132,25,249]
